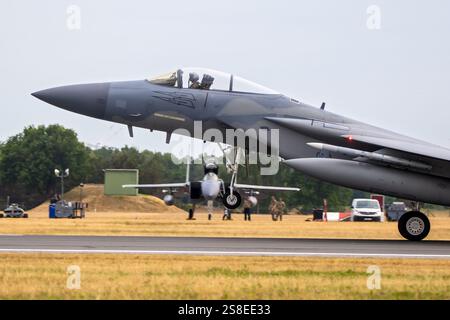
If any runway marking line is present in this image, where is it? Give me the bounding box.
[0,248,449,259]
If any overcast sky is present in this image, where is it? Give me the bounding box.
[1,0,450,153]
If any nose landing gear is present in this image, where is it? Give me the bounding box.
[398,211,430,241]
[222,189,242,210]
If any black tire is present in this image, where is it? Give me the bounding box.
[23,213,29,218]
[398,211,430,241]
[0,214,4,218]
[222,190,241,210]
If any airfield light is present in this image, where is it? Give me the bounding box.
[79,183,84,203]
[54,168,70,201]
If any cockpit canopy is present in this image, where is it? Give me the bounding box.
[148,67,279,95]
[204,161,219,175]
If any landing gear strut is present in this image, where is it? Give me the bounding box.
[207,200,214,220]
[187,204,196,220]
[219,147,243,210]
[398,211,430,241]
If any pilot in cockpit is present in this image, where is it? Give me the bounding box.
[200,74,214,90]
[188,72,215,90]
[188,72,201,89]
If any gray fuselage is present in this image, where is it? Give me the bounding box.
[32,78,450,206]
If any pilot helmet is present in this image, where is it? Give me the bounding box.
[189,72,199,83]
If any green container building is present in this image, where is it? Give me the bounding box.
[104,169,139,196]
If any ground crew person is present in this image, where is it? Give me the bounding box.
[50,193,59,204]
[277,197,286,221]
[243,199,252,221]
[269,196,278,221]
[222,208,232,220]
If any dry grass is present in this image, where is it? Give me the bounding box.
[0,253,448,299]
[1,209,449,240]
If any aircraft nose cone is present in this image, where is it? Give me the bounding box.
[201,180,221,200]
[32,82,110,119]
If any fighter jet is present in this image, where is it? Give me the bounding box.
[32,67,450,240]
[122,156,300,220]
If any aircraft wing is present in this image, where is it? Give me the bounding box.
[123,183,188,189]
[234,183,300,192]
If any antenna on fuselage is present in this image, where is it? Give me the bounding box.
[127,125,134,137]
[320,102,326,110]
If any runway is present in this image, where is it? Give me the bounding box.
[0,235,449,259]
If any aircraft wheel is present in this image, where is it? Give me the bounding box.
[223,190,241,210]
[398,211,430,241]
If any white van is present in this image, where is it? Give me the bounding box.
[351,199,383,222]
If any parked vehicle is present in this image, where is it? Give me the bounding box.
[1,203,28,218]
[351,198,382,222]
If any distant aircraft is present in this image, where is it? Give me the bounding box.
[32,67,450,240]
[123,155,299,220]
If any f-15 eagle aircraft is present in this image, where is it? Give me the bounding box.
[123,155,300,220]
[32,67,450,240]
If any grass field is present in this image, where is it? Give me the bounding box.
[0,253,448,299]
[0,209,449,240]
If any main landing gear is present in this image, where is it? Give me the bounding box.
[398,211,430,241]
[221,153,242,210]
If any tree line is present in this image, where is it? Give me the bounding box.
[0,125,358,211]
